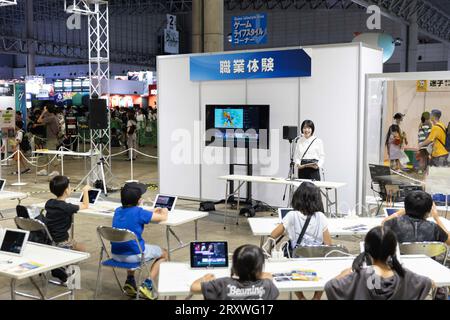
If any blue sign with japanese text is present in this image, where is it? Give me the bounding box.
[190,49,311,81]
[232,13,267,45]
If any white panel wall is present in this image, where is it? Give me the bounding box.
[200,81,246,201]
[0,97,15,110]
[247,78,299,207]
[158,44,383,213]
[158,56,200,198]
[300,45,359,213]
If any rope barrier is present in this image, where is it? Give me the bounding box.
[20,151,59,168]
[0,150,19,164]
[132,148,158,159]
[107,148,131,158]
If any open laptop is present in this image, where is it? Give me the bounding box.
[0,179,5,192]
[152,194,177,212]
[79,189,102,205]
[0,228,29,256]
[278,208,293,221]
[190,241,229,269]
[383,207,401,217]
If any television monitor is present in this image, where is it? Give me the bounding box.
[205,105,270,149]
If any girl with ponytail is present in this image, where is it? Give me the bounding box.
[325,226,432,300]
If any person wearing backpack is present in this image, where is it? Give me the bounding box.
[419,109,449,167]
[12,120,31,175]
[270,182,332,300]
[126,111,137,161]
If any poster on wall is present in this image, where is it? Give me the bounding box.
[0,110,15,129]
[417,80,450,92]
[164,28,179,54]
[231,13,267,46]
[0,84,14,96]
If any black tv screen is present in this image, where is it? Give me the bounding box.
[205,105,270,149]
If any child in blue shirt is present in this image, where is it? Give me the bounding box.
[112,182,168,299]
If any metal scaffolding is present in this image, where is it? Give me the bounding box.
[65,0,111,186]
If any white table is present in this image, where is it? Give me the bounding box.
[158,255,450,297]
[0,242,90,299]
[32,149,98,177]
[36,199,209,260]
[248,216,450,246]
[218,174,346,228]
[0,191,28,219]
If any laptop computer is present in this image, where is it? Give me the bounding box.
[152,194,177,212]
[383,207,401,217]
[278,208,293,221]
[369,164,391,183]
[0,179,5,192]
[190,241,229,269]
[79,189,102,205]
[0,228,29,256]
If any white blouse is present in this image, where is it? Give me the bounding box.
[293,135,325,168]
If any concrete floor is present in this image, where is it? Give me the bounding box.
[0,144,361,300]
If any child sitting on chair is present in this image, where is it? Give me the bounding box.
[45,175,90,252]
[190,244,279,300]
[111,182,169,300]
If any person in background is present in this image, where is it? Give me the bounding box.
[270,182,331,300]
[37,105,61,177]
[294,120,325,181]
[190,244,279,300]
[111,182,169,300]
[417,112,432,173]
[419,109,448,167]
[393,113,408,146]
[126,111,138,161]
[30,109,46,150]
[12,120,30,175]
[385,124,403,170]
[325,226,432,300]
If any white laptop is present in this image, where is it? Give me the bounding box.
[277,208,293,221]
[383,207,401,217]
[0,228,29,257]
[0,179,5,192]
[79,189,102,205]
[152,194,177,212]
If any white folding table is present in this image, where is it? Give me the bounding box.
[0,191,28,219]
[158,255,450,298]
[0,242,90,300]
[32,149,98,178]
[36,199,209,260]
[218,174,346,228]
[247,216,450,246]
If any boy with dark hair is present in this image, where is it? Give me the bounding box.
[111,182,169,299]
[45,175,91,251]
[384,190,450,245]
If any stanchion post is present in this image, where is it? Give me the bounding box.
[12,150,26,186]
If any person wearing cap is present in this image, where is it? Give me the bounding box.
[393,113,408,146]
[111,182,169,300]
[419,109,448,167]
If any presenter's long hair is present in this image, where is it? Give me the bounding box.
[352,226,405,277]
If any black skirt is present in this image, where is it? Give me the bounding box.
[298,167,321,181]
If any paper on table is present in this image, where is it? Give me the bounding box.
[7,261,43,274]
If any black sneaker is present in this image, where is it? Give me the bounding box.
[123,277,137,297]
[51,267,68,284]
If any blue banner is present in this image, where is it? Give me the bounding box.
[190,49,311,81]
[232,13,267,45]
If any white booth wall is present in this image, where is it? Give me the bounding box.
[158,43,383,212]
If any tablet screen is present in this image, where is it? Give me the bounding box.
[154,195,177,211]
[190,241,228,268]
[278,208,293,221]
[80,189,101,204]
[0,229,29,256]
[0,179,5,191]
[384,208,400,216]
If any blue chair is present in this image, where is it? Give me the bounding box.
[94,226,153,300]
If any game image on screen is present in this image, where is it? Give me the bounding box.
[205,105,270,149]
[214,109,244,129]
[154,195,176,211]
[191,241,228,268]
